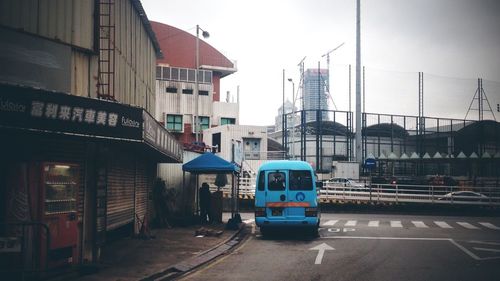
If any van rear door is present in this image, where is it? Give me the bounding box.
[266,171,287,218]
[287,170,314,219]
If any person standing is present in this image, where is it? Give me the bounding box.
[199,182,212,224]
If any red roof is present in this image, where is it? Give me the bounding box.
[151,21,234,70]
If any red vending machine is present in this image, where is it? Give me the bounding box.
[41,163,79,268]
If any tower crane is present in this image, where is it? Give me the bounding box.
[321,42,345,110]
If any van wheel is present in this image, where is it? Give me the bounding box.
[260,226,268,236]
[310,227,319,237]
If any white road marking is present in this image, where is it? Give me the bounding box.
[309,243,335,265]
[469,240,500,246]
[390,221,403,228]
[473,247,500,253]
[322,236,487,261]
[368,221,379,227]
[412,221,428,228]
[479,222,500,230]
[457,222,479,230]
[243,219,255,224]
[345,220,357,227]
[324,236,448,241]
[322,220,339,226]
[434,221,453,229]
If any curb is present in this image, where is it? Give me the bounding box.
[141,223,248,281]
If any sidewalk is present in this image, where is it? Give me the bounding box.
[74,213,249,281]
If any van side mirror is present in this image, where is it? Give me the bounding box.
[316,181,323,188]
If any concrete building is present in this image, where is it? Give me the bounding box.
[304,68,329,122]
[0,0,182,275]
[151,22,238,146]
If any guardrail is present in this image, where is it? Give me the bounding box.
[319,183,500,206]
[213,182,500,206]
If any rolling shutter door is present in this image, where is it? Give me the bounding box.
[134,160,148,224]
[106,155,135,230]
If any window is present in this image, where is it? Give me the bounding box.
[162,67,170,80]
[199,90,209,96]
[221,118,235,125]
[182,89,193,95]
[171,67,179,80]
[166,115,183,132]
[289,170,313,191]
[156,66,162,79]
[257,171,265,191]
[204,71,212,83]
[179,68,188,81]
[188,69,196,82]
[268,172,286,191]
[196,116,209,132]
[166,87,177,93]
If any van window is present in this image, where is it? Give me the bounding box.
[257,171,265,191]
[290,170,313,190]
[268,172,286,191]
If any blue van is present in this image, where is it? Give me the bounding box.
[254,160,321,234]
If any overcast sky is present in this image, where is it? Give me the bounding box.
[141,0,500,125]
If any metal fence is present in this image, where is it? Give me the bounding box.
[320,183,500,206]
[282,109,500,178]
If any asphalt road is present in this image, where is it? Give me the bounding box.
[184,212,500,281]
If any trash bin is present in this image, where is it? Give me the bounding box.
[210,191,223,223]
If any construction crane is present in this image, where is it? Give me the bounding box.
[321,42,345,110]
[322,42,345,90]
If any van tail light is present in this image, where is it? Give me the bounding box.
[255,207,266,217]
[305,207,317,217]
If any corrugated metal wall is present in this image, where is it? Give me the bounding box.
[113,0,156,114]
[0,0,158,111]
[71,50,98,98]
[0,0,94,50]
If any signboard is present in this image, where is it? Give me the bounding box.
[0,83,143,140]
[143,111,182,161]
[364,158,376,170]
[0,84,183,163]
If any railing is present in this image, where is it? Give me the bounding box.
[214,180,500,206]
[319,183,500,206]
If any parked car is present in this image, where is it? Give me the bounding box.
[325,177,368,190]
[438,191,489,202]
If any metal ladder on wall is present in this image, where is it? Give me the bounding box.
[97,0,116,100]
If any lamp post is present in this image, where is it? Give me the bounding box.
[288,78,295,158]
[195,25,210,143]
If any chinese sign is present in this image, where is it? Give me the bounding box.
[0,84,143,140]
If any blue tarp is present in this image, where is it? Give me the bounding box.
[182,152,240,174]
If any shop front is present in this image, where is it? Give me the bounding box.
[0,84,182,277]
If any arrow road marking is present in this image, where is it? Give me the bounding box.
[310,243,335,264]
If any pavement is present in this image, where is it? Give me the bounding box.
[74,213,249,281]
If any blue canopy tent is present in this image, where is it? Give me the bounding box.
[182,152,241,221]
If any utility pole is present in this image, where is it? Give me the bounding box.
[355,0,362,164]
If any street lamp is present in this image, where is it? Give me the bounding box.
[287,78,295,158]
[195,25,210,143]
